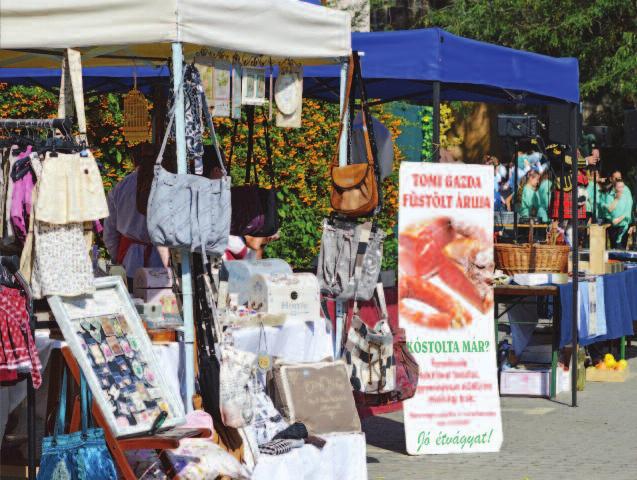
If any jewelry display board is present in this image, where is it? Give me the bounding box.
[48,276,186,438]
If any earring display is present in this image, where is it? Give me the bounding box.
[48,276,186,438]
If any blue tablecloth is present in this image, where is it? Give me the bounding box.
[559,269,637,347]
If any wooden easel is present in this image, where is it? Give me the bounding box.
[61,347,211,480]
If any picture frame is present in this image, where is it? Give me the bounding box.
[241,67,267,106]
[48,276,186,438]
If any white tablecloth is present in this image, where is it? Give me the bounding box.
[252,433,368,480]
[152,342,186,412]
[230,317,333,363]
[152,317,334,413]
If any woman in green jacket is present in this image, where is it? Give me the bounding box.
[518,170,541,220]
[606,181,633,248]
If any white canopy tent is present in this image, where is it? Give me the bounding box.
[0,0,351,418]
[0,0,351,66]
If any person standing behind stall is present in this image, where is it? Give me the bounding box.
[103,146,169,286]
[517,170,541,220]
[606,181,633,248]
[537,170,552,224]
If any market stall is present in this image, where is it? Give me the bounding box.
[300,28,583,409]
[0,1,365,478]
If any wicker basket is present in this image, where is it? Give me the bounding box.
[494,222,570,274]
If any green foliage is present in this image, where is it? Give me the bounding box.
[426,0,637,106]
[0,84,404,271]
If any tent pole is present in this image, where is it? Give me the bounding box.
[333,57,349,359]
[338,58,349,168]
[570,102,579,407]
[432,81,441,162]
[172,42,194,413]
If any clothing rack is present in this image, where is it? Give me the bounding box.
[0,118,73,131]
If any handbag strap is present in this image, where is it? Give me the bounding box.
[331,54,356,168]
[156,106,175,166]
[53,367,68,440]
[261,111,276,188]
[80,371,91,436]
[374,282,388,321]
[354,54,383,214]
[53,368,91,443]
[200,82,228,177]
[228,120,239,173]
[244,106,258,185]
[352,221,373,302]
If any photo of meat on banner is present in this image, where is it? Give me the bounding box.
[399,216,493,330]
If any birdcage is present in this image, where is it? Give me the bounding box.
[123,86,151,145]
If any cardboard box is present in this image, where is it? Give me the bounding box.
[585,366,628,382]
[589,225,609,274]
[500,365,570,396]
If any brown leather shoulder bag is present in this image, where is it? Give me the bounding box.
[330,53,381,217]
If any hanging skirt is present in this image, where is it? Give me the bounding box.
[35,151,108,224]
[0,286,42,386]
[31,221,95,299]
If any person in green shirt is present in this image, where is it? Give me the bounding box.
[537,171,552,223]
[518,170,540,220]
[606,181,633,248]
[586,179,604,222]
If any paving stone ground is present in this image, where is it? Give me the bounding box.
[363,345,637,480]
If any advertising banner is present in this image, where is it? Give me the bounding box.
[399,162,503,454]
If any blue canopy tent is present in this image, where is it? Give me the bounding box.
[303,28,579,105]
[0,28,584,406]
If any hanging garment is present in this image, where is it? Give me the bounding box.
[31,221,95,299]
[0,148,9,238]
[9,152,37,244]
[168,64,205,174]
[35,151,108,225]
[0,286,42,387]
[18,155,44,284]
[4,146,32,243]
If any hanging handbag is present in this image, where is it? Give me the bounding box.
[219,344,256,429]
[146,104,231,257]
[353,325,419,407]
[229,108,280,237]
[343,283,396,394]
[192,259,244,457]
[317,218,385,301]
[330,53,382,217]
[38,368,117,480]
[245,324,288,445]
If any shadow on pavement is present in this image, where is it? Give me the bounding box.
[361,414,407,455]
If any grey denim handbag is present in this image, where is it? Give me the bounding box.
[317,218,385,301]
[147,108,231,257]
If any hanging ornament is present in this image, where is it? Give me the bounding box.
[123,71,151,145]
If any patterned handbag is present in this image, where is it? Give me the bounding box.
[219,344,256,428]
[317,219,385,301]
[37,369,117,480]
[343,283,396,394]
[247,376,288,446]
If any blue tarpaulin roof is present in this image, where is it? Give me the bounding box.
[0,66,169,94]
[0,28,578,104]
[303,28,579,104]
